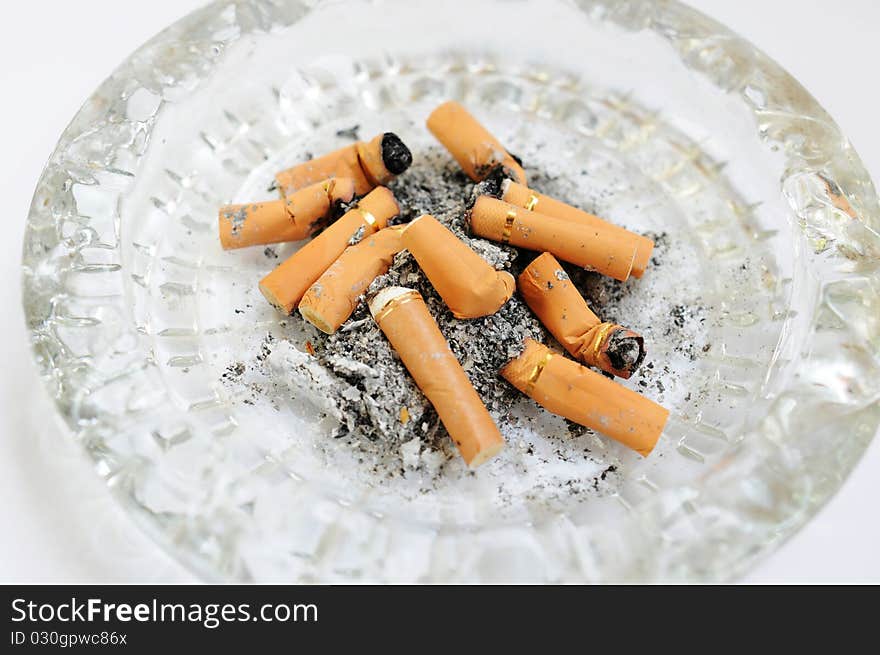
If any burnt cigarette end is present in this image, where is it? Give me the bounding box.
[329,197,352,222]
[475,165,508,198]
[466,165,510,211]
[605,330,646,377]
[381,132,413,175]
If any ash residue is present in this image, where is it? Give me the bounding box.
[605,331,645,374]
[470,165,507,203]
[296,149,547,456]
[222,361,245,381]
[221,205,248,235]
[347,224,366,246]
[335,125,360,141]
[221,145,707,487]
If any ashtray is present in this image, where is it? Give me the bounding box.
[22,0,880,582]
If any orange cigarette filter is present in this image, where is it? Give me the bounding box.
[426,101,527,184]
[275,133,412,197]
[218,178,356,250]
[402,214,515,319]
[500,179,655,278]
[370,287,505,468]
[299,226,405,334]
[259,187,399,315]
[470,196,637,282]
[518,253,646,378]
[501,339,668,456]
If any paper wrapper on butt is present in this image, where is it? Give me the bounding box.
[426,101,526,184]
[501,339,668,456]
[299,226,404,334]
[402,214,514,319]
[470,196,636,281]
[218,178,356,250]
[259,187,399,314]
[275,143,370,196]
[501,179,655,278]
[370,287,505,468]
[275,132,412,197]
[519,253,646,378]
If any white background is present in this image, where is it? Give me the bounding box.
[0,0,878,583]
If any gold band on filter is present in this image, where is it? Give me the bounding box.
[588,322,617,359]
[370,287,505,468]
[373,289,420,324]
[501,209,517,244]
[358,208,379,233]
[470,196,636,282]
[517,252,645,378]
[259,187,399,314]
[500,179,654,278]
[501,339,668,457]
[526,350,554,394]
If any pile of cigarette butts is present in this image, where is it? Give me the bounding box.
[218,101,670,470]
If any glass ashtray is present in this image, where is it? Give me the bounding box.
[22,0,880,582]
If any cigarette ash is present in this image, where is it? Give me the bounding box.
[221,205,249,236]
[219,139,709,509]
[335,124,360,141]
[347,224,366,246]
[290,149,549,456]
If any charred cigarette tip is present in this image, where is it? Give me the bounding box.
[604,329,646,379]
[381,132,413,175]
[502,338,667,457]
[426,100,526,184]
[469,165,509,208]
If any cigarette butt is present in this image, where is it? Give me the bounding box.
[501,339,668,456]
[259,187,399,314]
[275,143,369,196]
[402,214,514,319]
[426,101,526,184]
[469,196,636,282]
[519,253,646,378]
[275,132,412,197]
[501,179,655,278]
[299,226,405,333]
[218,178,356,250]
[370,287,505,468]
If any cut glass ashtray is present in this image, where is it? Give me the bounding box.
[21,0,880,582]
